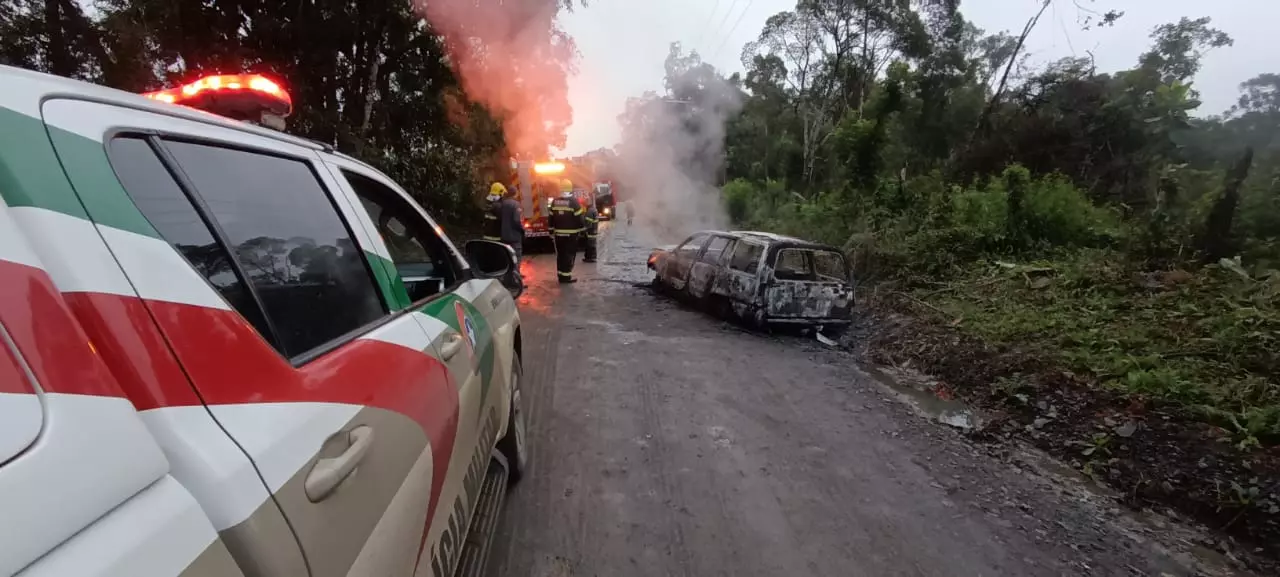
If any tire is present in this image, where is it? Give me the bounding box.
[496,356,527,484]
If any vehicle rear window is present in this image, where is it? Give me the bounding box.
[162,140,385,358]
[728,242,763,273]
[812,251,849,281]
[109,137,274,343]
[773,249,811,280]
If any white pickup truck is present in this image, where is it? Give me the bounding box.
[0,66,528,577]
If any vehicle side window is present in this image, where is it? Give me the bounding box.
[162,140,385,358]
[813,251,849,281]
[773,249,813,281]
[342,169,460,302]
[728,242,763,273]
[675,234,709,258]
[109,137,274,343]
[700,236,731,264]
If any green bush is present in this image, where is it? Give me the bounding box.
[1022,172,1123,248]
[722,178,755,224]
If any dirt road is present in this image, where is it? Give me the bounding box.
[486,223,1214,577]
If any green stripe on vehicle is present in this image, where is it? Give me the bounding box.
[0,107,91,220]
[46,125,162,239]
[364,250,412,310]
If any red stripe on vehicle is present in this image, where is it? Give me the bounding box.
[0,260,131,399]
[144,300,461,535]
[61,292,202,409]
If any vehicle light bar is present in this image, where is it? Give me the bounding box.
[143,74,293,120]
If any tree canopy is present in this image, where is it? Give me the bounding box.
[0,0,582,230]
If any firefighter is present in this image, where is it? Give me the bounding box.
[625,200,634,226]
[496,183,524,260]
[482,182,505,241]
[548,178,585,283]
[583,202,599,263]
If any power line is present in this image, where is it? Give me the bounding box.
[692,0,722,51]
[710,0,755,62]
[702,0,742,57]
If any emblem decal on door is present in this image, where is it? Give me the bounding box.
[455,300,477,354]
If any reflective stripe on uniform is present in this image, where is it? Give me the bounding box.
[573,208,584,216]
[586,234,597,238]
[549,206,575,213]
[557,271,572,277]
[552,229,583,235]
[483,213,497,219]
[482,236,500,241]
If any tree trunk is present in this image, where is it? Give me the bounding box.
[953,0,1048,172]
[1201,146,1254,262]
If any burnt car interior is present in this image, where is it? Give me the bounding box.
[773,249,814,281]
[771,248,850,283]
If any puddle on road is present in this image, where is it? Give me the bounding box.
[862,365,987,432]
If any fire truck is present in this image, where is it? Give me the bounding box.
[509,159,597,249]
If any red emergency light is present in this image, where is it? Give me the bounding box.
[142,74,293,125]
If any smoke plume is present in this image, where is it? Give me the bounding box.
[613,46,742,242]
[412,0,577,156]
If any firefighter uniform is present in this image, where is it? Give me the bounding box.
[482,182,505,241]
[583,204,599,263]
[548,180,585,283]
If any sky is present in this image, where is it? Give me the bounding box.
[554,0,1280,155]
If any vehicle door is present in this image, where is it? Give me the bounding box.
[686,236,733,299]
[764,248,852,319]
[1,101,246,575]
[720,241,766,311]
[323,158,509,577]
[42,99,450,577]
[664,233,709,290]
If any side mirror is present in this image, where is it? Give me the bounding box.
[465,240,522,297]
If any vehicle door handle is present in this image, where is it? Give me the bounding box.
[440,333,464,361]
[305,426,374,502]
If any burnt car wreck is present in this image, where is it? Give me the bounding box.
[648,231,855,334]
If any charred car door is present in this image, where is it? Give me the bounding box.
[663,233,709,291]
[686,236,733,300]
[763,248,854,321]
[715,240,766,315]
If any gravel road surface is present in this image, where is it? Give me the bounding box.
[486,223,1223,577]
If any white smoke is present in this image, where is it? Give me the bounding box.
[613,47,742,243]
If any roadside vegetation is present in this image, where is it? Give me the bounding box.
[706,0,1279,563]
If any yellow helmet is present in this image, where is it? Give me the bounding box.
[489,182,507,196]
[560,179,573,193]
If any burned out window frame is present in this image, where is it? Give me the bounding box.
[811,250,850,282]
[770,248,816,281]
[699,236,733,265]
[728,240,765,274]
[675,233,710,259]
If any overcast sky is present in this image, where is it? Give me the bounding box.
[555,0,1279,155]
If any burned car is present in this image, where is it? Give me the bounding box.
[648,231,855,334]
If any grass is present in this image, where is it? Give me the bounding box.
[910,248,1280,447]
